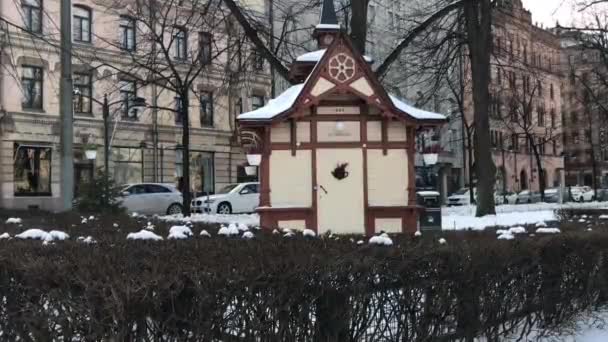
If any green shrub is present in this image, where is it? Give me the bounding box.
[75,171,125,214]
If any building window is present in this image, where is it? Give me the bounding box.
[14,144,52,196]
[120,16,136,51]
[537,80,542,97]
[174,96,184,125]
[510,134,519,151]
[585,129,592,142]
[112,147,143,185]
[174,27,187,60]
[73,5,91,43]
[21,65,43,110]
[200,91,213,127]
[573,133,580,144]
[251,95,264,110]
[73,72,92,114]
[550,108,556,128]
[22,0,42,33]
[252,49,264,71]
[537,104,545,127]
[571,111,578,124]
[199,32,212,65]
[119,79,137,120]
[550,84,554,100]
[497,68,502,85]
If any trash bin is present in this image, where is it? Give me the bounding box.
[417,191,442,232]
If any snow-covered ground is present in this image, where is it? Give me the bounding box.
[155,202,608,231]
[443,202,608,230]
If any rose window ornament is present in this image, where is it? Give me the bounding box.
[328,53,356,83]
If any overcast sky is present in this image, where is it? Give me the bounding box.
[521,0,577,28]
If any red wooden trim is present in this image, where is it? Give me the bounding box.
[407,126,416,205]
[311,106,318,232]
[259,126,271,208]
[381,118,388,155]
[361,104,372,235]
[290,119,296,156]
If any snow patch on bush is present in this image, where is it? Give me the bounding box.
[536,228,561,234]
[438,238,447,245]
[509,226,527,234]
[127,230,163,241]
[6,218,21,224]
[242,231,255,239]
[168,225,193,240]
[200,230,211,238]
[77,236,96,244]
[369,233,393,246]
[16,229,69,242]
[303,229,316,237]
[0,233,10,239]
[497,233,515,240]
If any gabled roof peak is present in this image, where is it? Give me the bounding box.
[319,0,339,27]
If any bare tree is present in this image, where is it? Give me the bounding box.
[84,0,260,214]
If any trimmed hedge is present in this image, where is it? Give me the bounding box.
[0,224,606,341]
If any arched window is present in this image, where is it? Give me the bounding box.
[73,5,92,43]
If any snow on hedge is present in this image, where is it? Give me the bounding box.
[536,228,561,234]
[0,233,10,239]
[15,229,69,242]
[509,226,527,234]
[497,233,515,240]
[6,218,22,224]
[159,213,259,227]
[127,230,163,241]
[168,226,193,240]
[369,233,393,246]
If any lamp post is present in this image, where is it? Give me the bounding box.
[81,93,146,191]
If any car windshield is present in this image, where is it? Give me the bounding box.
[217,184,238,194]
[454,188,468,195]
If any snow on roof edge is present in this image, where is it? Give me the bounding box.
[315,23,341,30]
[237,84,305,120]
[389,94,447,121]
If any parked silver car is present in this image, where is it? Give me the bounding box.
[119,183,183,215]
[515,190,541,204]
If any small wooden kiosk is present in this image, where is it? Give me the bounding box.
[238,0,445,235]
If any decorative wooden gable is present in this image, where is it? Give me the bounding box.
[290,32,408,122]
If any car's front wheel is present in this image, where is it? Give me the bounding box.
[166,203,183,215]
[217,202,232,214]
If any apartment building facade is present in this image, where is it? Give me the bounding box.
[0,0,270,211]
[558,30,608,188]
[472,0,564,194]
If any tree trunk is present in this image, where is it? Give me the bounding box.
[181,91,191,215]
[467,128,475,204]
[464,0,495,217]
[349,0,368,55]
[530,137,545,202]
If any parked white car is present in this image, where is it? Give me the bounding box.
[119,183,183,215]
[570,186,594,202]
[447,188,476,206]
[495,191,517,205]
[191,182,260,214]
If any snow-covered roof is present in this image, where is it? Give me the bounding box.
[315,23,341,30]
[389,94,446,121]
[296,49,373,63]
[238,84,304,120]
[238,85,446,122]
